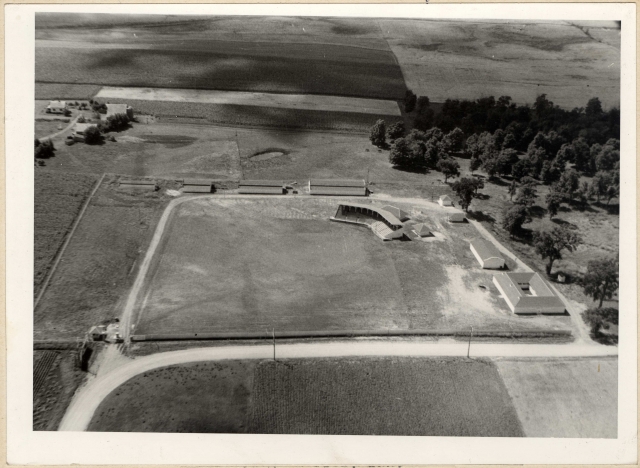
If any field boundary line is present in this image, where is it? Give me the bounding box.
[34,172,106,310]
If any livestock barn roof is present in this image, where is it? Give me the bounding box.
[493,272,564,313]
[310,187,367,196]
[382,205,410,222]
[120,179,156,186]
[310,179,366,187]
[183,185,212,193]
[470,238,503,261]
[338,202,403,227]
[238,186,284,194]
[183,178,212,186]
[239,180,284,187]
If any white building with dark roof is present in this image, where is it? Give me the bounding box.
[470,238,505,269]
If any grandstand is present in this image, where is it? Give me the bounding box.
[330,202,405,240]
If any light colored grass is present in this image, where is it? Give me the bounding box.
[496,358,617,438]
[95,86,401,116]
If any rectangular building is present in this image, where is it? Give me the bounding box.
[493,272,565,315]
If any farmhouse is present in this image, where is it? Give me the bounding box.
[331,202,405,241]
[46,100,67,114]
[492,272,565,315]
[309,179,367,196]
[182,178,213,194]
[71,123,98,142]
[238,180,286,195]
[470,238,505,269]
[448,212,466,223]
[104,103,134,120]
[438,195,453,206]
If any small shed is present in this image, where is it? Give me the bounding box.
[382,205,410,222]
[470,238,505,269]
[46,101,67,114]
[448,212,466,223]
[413,223,432,237]
[438,195,453,207]
[88,325,107,341]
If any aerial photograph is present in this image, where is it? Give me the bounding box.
[32,12,621,438]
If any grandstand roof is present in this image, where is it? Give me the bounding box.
[238,186,284,194]
[310,179,366,187]
[310,187,367,196]
[183,178,212,186]
[382,205,410,222]
[239,180,284,187]
[470,238,503,261]
[337,202,403,227]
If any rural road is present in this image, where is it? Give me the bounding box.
[59,339,617,432]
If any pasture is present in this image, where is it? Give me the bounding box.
[88,357,525,436]
[131,197,573,338]
[34,171,99,298]
[497,358,618,438]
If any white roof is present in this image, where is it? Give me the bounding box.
[48,101,66,108]
[439,195,452,201]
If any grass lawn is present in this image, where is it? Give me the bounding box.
[132,197,573,337]
[34,176,174,340]
[34,171,99,298]
[88,357,525,436]
[35,82,102,100]
[496,358,618,438]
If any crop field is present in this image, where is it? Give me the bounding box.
[88,357,524,436]
[131,197,573,338]
[35,82,101,100]
[34,171,99,298]
[34,176,172,340]
[96,87,401,116]
[33,350,86,431]
[100,98,399,134]
[35,43,407,100]
[497,358,618,438]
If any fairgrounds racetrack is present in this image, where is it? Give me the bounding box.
[127,196,573,339]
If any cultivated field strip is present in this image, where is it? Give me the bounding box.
[33,351,60,395]
[95,87,401,116]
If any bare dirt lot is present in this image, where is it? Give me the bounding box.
[131,197,573,337]
[96,86,401,116]
[87,357,524,436]
[496,357,617,438]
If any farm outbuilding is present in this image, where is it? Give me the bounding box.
[46,101,67,114]
[105,103,134,120]
[119,179,158,191]
[470,238,505,269]
[413,223,432,237]
[448,212,466,223]
[492,272,565,315]
[238,180,286,195]
[182,178,213,194]
[309,179,368,196]
[438,195,453,206]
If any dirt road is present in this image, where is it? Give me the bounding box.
[59,339,617,432]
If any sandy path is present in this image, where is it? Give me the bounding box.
[95,86,401,116]
[58,339,617,432]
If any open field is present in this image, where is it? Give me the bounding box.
[131,197,572,338]
[102,98,399,133]
[34,171,99,298]
[34,176,173,340]
[36,15,619,108]
[96,86,401,115]
[35,83,101,100]
[34,350,87,430]
[88,357,524,436]
[379,19,620,108]
[496,358,617,438]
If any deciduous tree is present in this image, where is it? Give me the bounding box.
[451,177,477,212]
[533,226,583,276]
[369,119,387,148]
[582,257,619,308]
[437,158,460,182]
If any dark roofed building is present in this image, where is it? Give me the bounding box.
[239,180,285,187]
[309,179,368,196]
[493,272,565,315]
[448,212,466,223]
[470,238,505,269]
[310,179,365,187]
[238,186,285,195]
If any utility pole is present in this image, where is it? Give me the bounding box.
[467,326,473,358]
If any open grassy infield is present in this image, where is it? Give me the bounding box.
[88,357,525,436]
[131,197,572,338]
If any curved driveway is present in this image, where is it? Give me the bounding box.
[59,339,617,432]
